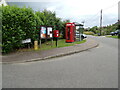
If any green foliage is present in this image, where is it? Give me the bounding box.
[89,24,118,36]
[102,24,117,35]
[89,26,98,34]
[60,19,70,39]
[2,5,71,53]
[35,10,65,32]
[106,35,120,39]
[35,10,70,39]
[2,5,43,53]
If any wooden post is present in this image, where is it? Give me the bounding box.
[56,38,58,47]
[39,39,41,48]
[51,38,53,47]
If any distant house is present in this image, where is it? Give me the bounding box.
[0,0,8,6]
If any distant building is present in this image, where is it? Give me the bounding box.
[0,0,8,6]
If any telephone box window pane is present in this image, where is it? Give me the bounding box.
[67,27,70,40]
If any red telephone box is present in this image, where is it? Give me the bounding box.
[53,30,59,38]
[65,23,75,43]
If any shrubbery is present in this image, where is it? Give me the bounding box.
[2,5,70,53]
[2,6,43,53]
[89,24,118,36]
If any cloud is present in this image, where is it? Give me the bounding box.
[118,1,120,20]
[44,0,119,27]
[7,0,119,27]
[6,0,61,2]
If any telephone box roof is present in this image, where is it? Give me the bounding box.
[73,22,83,26]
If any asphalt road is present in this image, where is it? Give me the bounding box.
[2,36,118,88]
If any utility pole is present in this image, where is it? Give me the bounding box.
[100,9,102,36]
[82,21,85,26]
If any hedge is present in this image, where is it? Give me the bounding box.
[2,5,70,53]
[2,5,43,53]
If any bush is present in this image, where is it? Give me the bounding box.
[2,5,43,53]
[35,10,66,36]
[2,5,70,53]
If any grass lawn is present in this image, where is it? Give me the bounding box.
[93,34,98,36]
[106,35,120,39]
[16,39,86,53]
[40,39,86,51]
[83,31,94,35]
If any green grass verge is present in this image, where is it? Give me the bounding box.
[83,32,94,35]
[93,34,98,36]
[16,39,86,52]
[106,35,120,39]
[39,39,86,51]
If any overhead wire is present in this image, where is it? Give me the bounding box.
[84,11,100,23]
[102,3,118,26]
[84,2,118,27]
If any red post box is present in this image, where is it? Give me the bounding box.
[53,30,59,47]
[53,30,59,38]
[65,23,75,43]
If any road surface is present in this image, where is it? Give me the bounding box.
[2,36,118,88]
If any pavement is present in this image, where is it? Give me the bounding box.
[2,38,99,63]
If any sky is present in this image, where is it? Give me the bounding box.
[6,0,120,28]
[118,1,120,20]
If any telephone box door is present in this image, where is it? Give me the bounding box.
[65,23,75,43]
